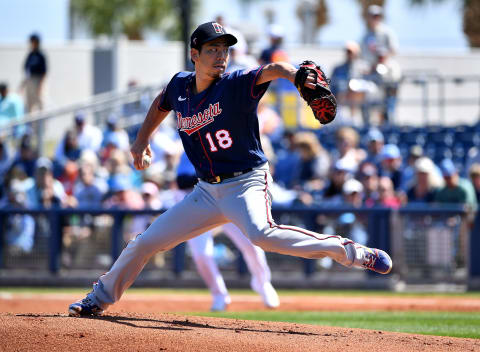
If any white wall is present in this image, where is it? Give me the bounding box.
[1,41,479,126]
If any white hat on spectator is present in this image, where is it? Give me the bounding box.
[343,179,364,195]
[141,182,159,196]
[345,41,360,56]
[415,157,434,174]
[268,24,285,39]
[36,157,53,171]
[334,158,357,173]
[368,4,383,16]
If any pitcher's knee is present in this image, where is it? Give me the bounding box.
[127,232,168,256]
[246,226,271,248]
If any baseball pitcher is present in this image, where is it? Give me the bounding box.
[69,21,392,317]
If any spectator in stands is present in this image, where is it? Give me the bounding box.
[0,179,35,254]
[78,149,109,184]
[291,131,331,192]
[331,41,362,99]
[57,160,79,197]
[363,46,402,124]
[342,178,364,208]
[0,139,13,196]
[330,41,367,124]
[272,130,301,188]
[103,174,143,210]
[360,5,399,67]
[102,113,130,151]
[150,125,183,171]
[99,133,124,166]
[333,126,366,173]
[259,24,289,65]
[378,176,401,209]
[72,111,103,153]
[10,136,38,178]
[402,145,424,191]
[338,178,368,245]
[323,159,354,202]
[54,130,82,176]
[73,161,107,208]
[363,128,384,168]
[103,174,144,243]
[357,161,380,207]
[468,163,480,202]
[379,144,405,191]
[25,157,67,208]
[128,181,162,241]
[104,149,137,192]
[435,159,477,209]
[258,24,291,95]
[0,83,25,132]
[257,100,283,145]
[406,157,443,204]
[21,33,47,113]
[63,161,107,262]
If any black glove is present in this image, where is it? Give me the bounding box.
[294,60,337,124]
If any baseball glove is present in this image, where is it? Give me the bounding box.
[294,60,337,124]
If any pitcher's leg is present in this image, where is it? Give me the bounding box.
[188,232,230,308]
[92,188,227,309]
[222,171,392,274]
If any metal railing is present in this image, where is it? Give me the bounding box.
[0,205,476,288]
[1,84,164,156]
[2,73,480,155]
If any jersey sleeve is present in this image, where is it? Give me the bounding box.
[157,74,179,112]
[229,66,271,106]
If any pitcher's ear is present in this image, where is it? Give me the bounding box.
[191,48,199,62]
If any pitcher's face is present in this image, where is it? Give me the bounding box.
[192,37,230,78]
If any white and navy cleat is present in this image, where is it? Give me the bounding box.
[68,296,103,317]
[359,246,393,275]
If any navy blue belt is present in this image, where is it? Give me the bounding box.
[201,168,253,184]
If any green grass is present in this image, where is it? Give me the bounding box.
[192,310,480,339]
[2,287,479,338]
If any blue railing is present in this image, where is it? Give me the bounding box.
[0,205,476,282]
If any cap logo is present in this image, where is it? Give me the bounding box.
[193,37,197,45]
[212,22,224,34]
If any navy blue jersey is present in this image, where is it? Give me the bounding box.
[158,66,270,179]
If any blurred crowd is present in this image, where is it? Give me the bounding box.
[0,8,478,258]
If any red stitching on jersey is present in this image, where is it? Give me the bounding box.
[262,171,355,245]
[251,65,267,99]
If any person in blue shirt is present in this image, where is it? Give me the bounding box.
[69,21,393,317]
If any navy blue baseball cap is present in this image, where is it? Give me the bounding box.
[190,21,237,50]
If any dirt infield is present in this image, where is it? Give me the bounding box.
[1,293,479,351]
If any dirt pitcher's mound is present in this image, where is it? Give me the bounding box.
[1,312,479,352]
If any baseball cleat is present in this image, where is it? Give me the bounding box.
[68,296,103,317]
[359,247,393,274]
